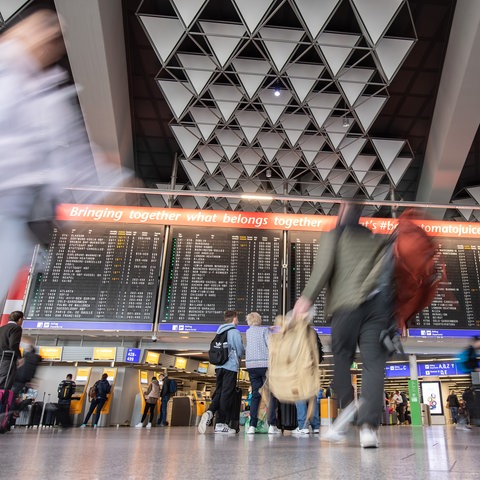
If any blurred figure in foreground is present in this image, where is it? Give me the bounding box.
[0,8,133,303]
[292,202,392,448]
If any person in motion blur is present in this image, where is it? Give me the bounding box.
[0,8,133,304]
[292,202,392,448]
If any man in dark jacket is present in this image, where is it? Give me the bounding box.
[11,344,42,396]
[157,373,172,426]
[80,373,111,428]
[0,310,24,389]
[293,203,392,448]
[57,373,76,428]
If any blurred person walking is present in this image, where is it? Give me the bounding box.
[292,202,392,448]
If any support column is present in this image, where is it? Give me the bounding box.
[408,354,422,426]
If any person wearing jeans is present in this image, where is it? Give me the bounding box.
[294,390,322,434]
[81,373,111,428]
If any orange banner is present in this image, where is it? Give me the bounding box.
[55,204,480,238]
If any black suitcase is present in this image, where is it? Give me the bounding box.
[277,402,297,433]
[43,403,58,426]
[29,401,44,427]
[228,387,242,433]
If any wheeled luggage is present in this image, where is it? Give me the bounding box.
[228,386,243,433]
[277,401,297,433]
[0,351,16,434]
[43,403,58,426]
[29,401,44,427]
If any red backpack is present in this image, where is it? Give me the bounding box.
[392,210,444,329]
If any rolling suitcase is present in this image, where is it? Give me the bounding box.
[277,401,297,433]
[43,403,58,426]
[29,401,44,427]
[228,387,243,433]
[0,350,16,434]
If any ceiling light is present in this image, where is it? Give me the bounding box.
[266,168,272,178]
[273,82,281,97]
[342,117,350,128]
[241,194,274,201]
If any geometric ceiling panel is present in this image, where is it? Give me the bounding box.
[371,183,391,201]
[339,137,367,167]
[388,156,412,186]
[171,125,201,157]
[327,169,350,194]
[197,144,224,174]
[324,116,349,149]
[220,163,243,189]
[372,138,405,170]
[293,0,340,39]
[362,171,385,196]
[215,129,244,160]
[351,0,403,45]
[339,184,360,198]
[171,0,208,28]
[259,27,305,72]
[312,152,338,180]
[338,68,375,105]
[177,53,217,94]
[317,33,361,76]
[0,0,26,21]
[354,96,387,132]
[199,22,246,67]
[180,158,207,186]
[258,89,292,125]
[237,147,263,176]
[466,186,480,205]
[232,0,274,34]
[235,110,266,143]
[275,151,301,178]
[375,37,415,82]
[139,16,185,64]
[298,134,327,164]
[157,80,194,120]
[257,132,285,162]
[280,113,311,146]
[286,63,325,102]
[304,182,326,197]
[189,107,221,140]
[209,84,244,121]
[452,197,476,221]
[233,58,271,98]
[351,155,376,182]
[307,92,341,128]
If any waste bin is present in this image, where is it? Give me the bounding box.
[421,403,431,426]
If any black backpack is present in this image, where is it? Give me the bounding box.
[208,326,235,365]
[400,392,408,406]
[58,380,74,400]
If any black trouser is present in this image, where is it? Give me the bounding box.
[141,402,156,423]
[331,291,390,428]
[209,368,237,424]
[57,402,72,426]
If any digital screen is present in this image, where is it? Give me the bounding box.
[420,381,443,415]
[24,222,162,330]
[125,348,142,363]
[198,362,209,374]
[415,238,480,329]
[160,228,282,324]
[289,231,328,325]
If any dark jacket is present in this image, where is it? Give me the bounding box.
[0,322,23,359]
[96,379,111,400]
[57,379,77,405]
[14,350,42,384]
[160,377,170,397]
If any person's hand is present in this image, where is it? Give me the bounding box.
[292,296,313,318]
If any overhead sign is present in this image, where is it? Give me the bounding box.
[385,364,411,378]
[93,347,116,361]
[174,357,187,370]
[145,351,160,364]
[39,346,63,361]
[418,362,458,377]
[125,348,141,363]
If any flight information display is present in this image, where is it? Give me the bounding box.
[160,228,282,325]
[289,231,328,326]
[25,222,163,330]
[416,237,480,330]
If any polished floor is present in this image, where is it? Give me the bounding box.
[1,424,480,480]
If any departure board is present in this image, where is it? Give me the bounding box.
[25,222,163,328]
[416,237,480,329]
[289,231,328,326]
[161,228,282,324]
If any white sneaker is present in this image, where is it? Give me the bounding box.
[312,428,320,434]
[247,426,256,434]
[268,425,281,434]
[135,422,143,428]
[214,423,236,434]
[323,427,347,443]
[146,423,152,429]
[292,427,309,435]
[198,410,213,434]
[359,425,379,448]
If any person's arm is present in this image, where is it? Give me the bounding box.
[9,325,23,359]
[231,329,245,358]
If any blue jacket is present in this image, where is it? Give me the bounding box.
[215,323,244,373]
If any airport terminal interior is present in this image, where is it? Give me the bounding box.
[2,0,480,479]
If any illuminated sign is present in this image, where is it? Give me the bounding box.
[145,351,160,364]
[75,367,91,383]
[198,362,209,374]
[174,357,187,370]
[125,348,141,363]
[420,381,444,415]
[385,364,411,378]
[93,347,116,361]
[140,371,149,385]
[418,362,459,377]
[39,346,63,361]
